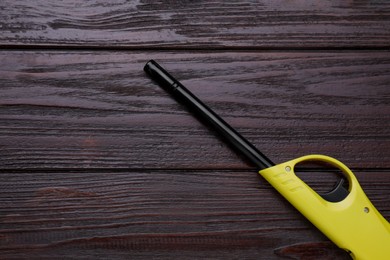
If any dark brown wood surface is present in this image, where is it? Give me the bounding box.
[1,51,390,170]
[1,1,389,259]
[1,0,390,49]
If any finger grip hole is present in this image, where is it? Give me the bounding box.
[294,160,350,202]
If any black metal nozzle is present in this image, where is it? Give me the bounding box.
[144,60,275,169]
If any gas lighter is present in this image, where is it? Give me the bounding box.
[144,60,390,260]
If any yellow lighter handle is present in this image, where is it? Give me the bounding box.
[259,155,390,260]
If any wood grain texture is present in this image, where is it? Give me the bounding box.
[1,0,390,49]
[1,169,387,259]
[1,51,389,170]
[2,1,390,256]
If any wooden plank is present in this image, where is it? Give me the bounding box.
[1,1,390,49]
[0,169,387,259]
[1,51,390,169]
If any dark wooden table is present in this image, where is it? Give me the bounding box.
[1,1,389,259]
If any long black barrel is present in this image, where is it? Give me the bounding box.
[144,60,274,169]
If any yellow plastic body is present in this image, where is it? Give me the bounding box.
[259,155,390,260]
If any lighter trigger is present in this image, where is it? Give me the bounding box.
[320,178,349,203]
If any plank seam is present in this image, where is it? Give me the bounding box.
[0,44,390,52]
